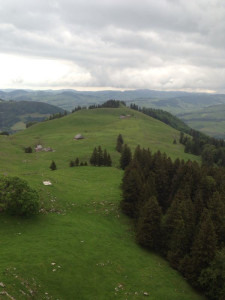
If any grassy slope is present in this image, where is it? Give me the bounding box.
[0,108,203,299]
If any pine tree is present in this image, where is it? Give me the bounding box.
[120,144,132,170]
[121,162,142,217]
[50,160,57,171]
[107,153,112,166]
[136,196,162,250]
[190,209,217,283]
[70,160,75,167]
[90,147,98,166]
[208,191,225,245]
[75,157,79,166]
[103,149,108,166]
[116,134,124,153]
[97,146,103,166]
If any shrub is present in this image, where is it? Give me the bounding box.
[0,176,39,216]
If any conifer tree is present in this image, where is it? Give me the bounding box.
[190,209,217,282]
[136,196,162,250]
[116,134,124,153]
[75,157,79,166]
[121,162,142,217]
[97,146,103,166]
[70,160,75,167]
[90,147,98,165]
[103,149,108,166]
[207,191,225,245]
[50,160,57,171]
[107,153,112,166]
[120,144,132,170]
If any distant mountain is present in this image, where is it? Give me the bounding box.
[2,88,225,112]
[0,100,64,133]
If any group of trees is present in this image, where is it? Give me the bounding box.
[179,131,225,166]
[89,146,112,166]
[121,146,225,299]
[89,100,126,109]
[70,158,88,167]
[0,176,39,216]
[47,111,67,121]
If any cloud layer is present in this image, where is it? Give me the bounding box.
[0,0,225,91]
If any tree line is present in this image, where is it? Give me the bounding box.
[130,103,225,167]
[121,146,225,299]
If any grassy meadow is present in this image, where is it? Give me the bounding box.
[0,107,203,299]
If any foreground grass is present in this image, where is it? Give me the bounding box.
[0,108,203,299]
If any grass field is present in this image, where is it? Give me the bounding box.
[0,107,203,299]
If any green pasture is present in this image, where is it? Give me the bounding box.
[0,108,203,299]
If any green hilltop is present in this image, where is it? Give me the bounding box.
[0,107,203,299]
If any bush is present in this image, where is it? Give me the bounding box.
[0,176,39,216]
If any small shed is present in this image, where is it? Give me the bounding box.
[74,134,84,140]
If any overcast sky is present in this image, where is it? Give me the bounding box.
[0,0,225,92]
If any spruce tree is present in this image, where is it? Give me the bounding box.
[136,196,162,250]
[121,162,142,217]
[116,134,124,153]
[75,157,79,166]
[120,144,132,170]
[97,146,103,166]
[70,160,75,167]
[50,160,57,171]
[90,147,98,166]
[107,153,112,166]
[190,209,217,283]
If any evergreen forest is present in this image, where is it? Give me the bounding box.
[121,146,225,299]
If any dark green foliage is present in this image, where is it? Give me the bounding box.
[0,131,9,135]
[121,145,225,299]
[136,196,162,250]
[24,146,33,153]
[75,157,79,166]
[0,176,39,216]
[97,146,103,166]
[89,100,126,109]
[199,248,225,300]
[90,146,112,167]
[121,162,143,218]
[50,160,57,171]
[120,144,132,170]
[70,160,75,167]
[190,209,217,282]
[90,147,98,166]
[116,134,124,153]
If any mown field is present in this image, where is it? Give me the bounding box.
[0,107,203,299]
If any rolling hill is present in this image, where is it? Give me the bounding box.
[1,88,225,113]
[178,104,225,138]
[0,107,203,299]
[0,100,65,133]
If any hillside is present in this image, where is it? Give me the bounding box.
[0,107,203,299]
[178,104,225,138]
[0,100,65,132]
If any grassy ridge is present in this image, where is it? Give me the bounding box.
[0,107,203,299]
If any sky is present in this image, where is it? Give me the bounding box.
[0,0,225,92]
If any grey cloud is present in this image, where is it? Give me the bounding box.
[0,0,225,91]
